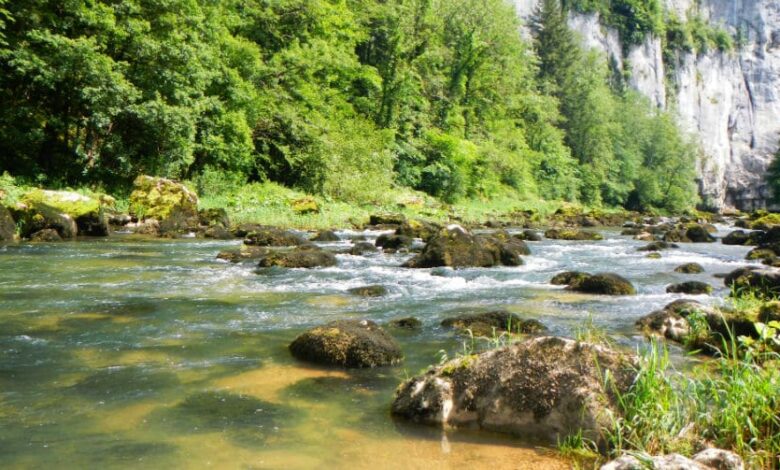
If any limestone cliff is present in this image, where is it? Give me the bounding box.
[514,0,780,210]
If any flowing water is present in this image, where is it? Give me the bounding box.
[0,226,759,469]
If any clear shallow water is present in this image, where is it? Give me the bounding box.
[0,226,758,468]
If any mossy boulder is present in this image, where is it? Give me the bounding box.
[725,267,780,297]
[544,228,603,241]
[515,230,542,242]
[0,205,16,242]
[19,189,109,237]
[217,245,271,263]
[749,212,780,230]
[758,302,780,323]
[674,263,704,274]
[403,225,528,268]
[666,281,713,295]
[391,336,636,445]
[569,273,636,296]
[722,230,758,246]
[746,248,777,262]
[347,285,388,297]
[129,176,199,229]
[198,208,230,228]
[441,310,547,337]
[685,224,717,243]
[550,271,591,287]
[311,230,340,242]
[375,234,414,251]
[202,226,234,240]
[257,246,337,269]
[369,213,406,226]
[289,320,403,368]
[244,228,308,247]
[291,197,319,214]
[30,228,63,242]
[396,219,441,241]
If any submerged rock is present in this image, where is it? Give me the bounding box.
[666,281,713,295]
[391,336,636,444]
[544,228,603,241]
[289,320,403,368]
[350,241,379,256]
[675,263,704,274]
[570,273,636,296]
[347,285,388,297]
[637,241,679,252]
[441,310,547,337]
[258,246,337,269]
[244,228,308,247]
[389,317,422,329]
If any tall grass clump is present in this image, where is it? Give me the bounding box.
[606,338,780,468]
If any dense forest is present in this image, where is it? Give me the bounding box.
[0,0,702,212]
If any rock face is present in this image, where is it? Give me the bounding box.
[391,336,636,444]
[403,226,529,268]
[512,0,780,210]
[129,176,199,233]
[289,320,403,368]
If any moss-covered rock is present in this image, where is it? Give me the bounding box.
[369,213,406,226]
[244,228,308,247]
[570,273,636,296]
[129,176,199,225]
[311,230,340,242]
[441,310,547,337]
[30,228,63,242]
[291,197,319,214]
[637,241,679,252]
[403,226,528,268]
[543,228,603,241]
[0,205,16,242]
[289,319,403,368]
[396,219,441,241]
[758,302,780,323]
[722,230,759,246]
[350,241,379,256]
[746,248,777,262]
[674,263,704,274]
[375,234,414,251]
[550,271,591,287]
[258,246,337,268]
[217,245,271,263]
[666,281,713,295]
[20,189,109,237]
[198,208,229,228]
[725,267,780,297]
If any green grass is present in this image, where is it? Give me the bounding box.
[605,340,780,468]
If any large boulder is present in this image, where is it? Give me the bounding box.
[217,245,271,263]
[19,189,109,238]
[685,225,717,243]
[721,230,759,246]
[244,228,308,247]
[441,310,547,337]
[0,205,16,242]
[289,320,403,368]
[550,271,591,287]
[570,273,636,296]
[391,336,636,444]
[129,176,199,232]
[403,225,528,268]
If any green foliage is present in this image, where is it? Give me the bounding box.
[0,0,701,214]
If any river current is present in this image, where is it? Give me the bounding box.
[0,225,759,468]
